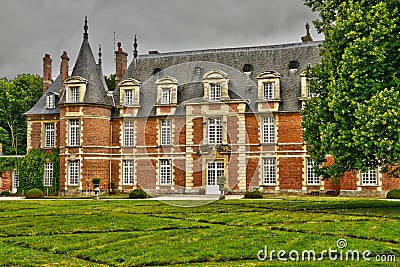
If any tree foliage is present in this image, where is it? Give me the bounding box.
[0,74,42,155]
[105,74,116,91]
[302,0,400,179]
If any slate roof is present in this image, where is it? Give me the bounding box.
[58,35,113,107]
[113,41,322,117]
[25,75,62,115]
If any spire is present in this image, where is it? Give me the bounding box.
[98,44,102,65]
[83,16,89,39]
[301,22,313,42]
[133,35,138,59]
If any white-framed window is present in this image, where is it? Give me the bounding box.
[68,119,80,146]
[160,159,171,185]
[209,83,221,101]
[12,169,19,189]
[44,162,53,186]
[69,87,80,103]
[263,158,276,185]
[44,123,55,148]
[46,94,55,109]
[123,160,134,185]
[207,161,224,186]
[208,117,222,144]
[160,120,171,145]
[361,169,378,185]
[307,158,320,185]
[161,88,172,104]
[262,116,275,143]
[68,160,79,185]
[124,89,134,106]
[263,82,274,100]
[123,121,134,147]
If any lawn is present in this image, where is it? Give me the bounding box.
[0,197,399,266]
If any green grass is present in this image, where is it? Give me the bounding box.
[0,197,399,266]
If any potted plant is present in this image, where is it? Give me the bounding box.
[92,178,100,200]
[217,176,226,192]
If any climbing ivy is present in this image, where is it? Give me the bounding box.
[0,148,59,194]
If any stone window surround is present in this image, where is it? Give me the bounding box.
[256,71,281,101]
[203,70,230,102]
[156,77,178,105]
[64,76,88,103]
[119,78,141,107]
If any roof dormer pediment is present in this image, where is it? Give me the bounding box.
[64,76,88,84]
[256,71,282,79]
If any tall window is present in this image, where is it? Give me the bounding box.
[207,161,224,186]
[69,87,80,103]
[12,169,19,189]
[160,159,171,185]
[209,83,221,101]
[123,160,134,185]
[263,82,274,100]
[46,94,55,109]
[208,118,222,144]
[307,158,320,185]
[124,90,134,106]
[361,169,378,185]
[161,88,172,104]
[123,121,134,147]
[160,120,171,145]
[44,123,55,148]
[68,119,80,146]
[262,117,275,143]
[68,160,79,185]
[44,162,53,186]
[263,158,276,185]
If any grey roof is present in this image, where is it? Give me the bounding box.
[113,41,322,116]
[59,36,113,106]
[25,75,62,115]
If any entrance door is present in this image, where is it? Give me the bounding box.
[206,161,224,194]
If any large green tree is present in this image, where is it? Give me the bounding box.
[302,0,400,179]
[0,74,42,155]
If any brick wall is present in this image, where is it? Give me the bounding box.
[278,157,303,190]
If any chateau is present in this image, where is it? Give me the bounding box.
[2,18,399,196]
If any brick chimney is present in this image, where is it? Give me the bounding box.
[42,54,52,94]
[115,42,128,86]
[61,51,69,91]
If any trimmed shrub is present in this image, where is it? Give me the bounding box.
[244,190,263,199]
[387,189,400,199]
[129,188,148,199]
[0,191,11,196]
[25,188,44,199]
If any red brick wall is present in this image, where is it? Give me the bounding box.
[278,157,303,190]
[245,114,259,152]
[81,159,110,190]
[136,159,156,189]
[173,159,186,188]
[30,122,42,148]
[382,173,400,190]
[81,117,110,147]
[246,158,259,189]
[192,117,203,145]
[277,113,303,143]
[1,171,11,192]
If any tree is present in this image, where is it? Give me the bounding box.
[105,74,116,91]
[0,74,42,155]
[302,0,400,179]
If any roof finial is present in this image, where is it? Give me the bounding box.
[98,44,102,65]
[83,16,89,39]
[133,35,138,59]
[301,22,313,42]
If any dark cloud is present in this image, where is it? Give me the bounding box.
[0,0,321,79]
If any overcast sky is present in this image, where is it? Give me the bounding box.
[0,0,322,79]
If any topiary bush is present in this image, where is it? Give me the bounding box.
[129,188,148,199]
[386,188,400,199]
[0,191,11,196]
[25,188,44,199]
[244,190,263,199]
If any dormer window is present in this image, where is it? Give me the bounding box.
[70,87,80,103]
[161,88,172,104]
[46,94,55,109]
[209,83,221,101]
[156,77,178,105]
[203,70,229,102]
[119,79,141,107]
[262,82,274,100]
[256,71,281,101]
[300,71,317,99]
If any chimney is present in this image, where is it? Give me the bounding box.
[61,51,69,90]
[115,42,128,87]
[42,54,52,94]
[301,22,313,42]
